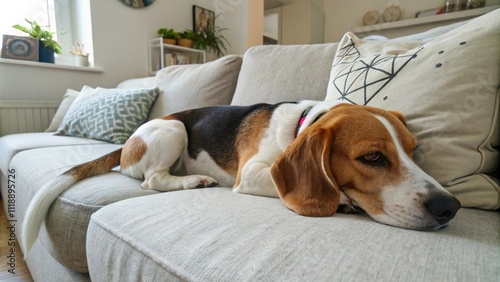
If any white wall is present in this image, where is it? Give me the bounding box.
[0,0,254,102]
[324,0,500,42]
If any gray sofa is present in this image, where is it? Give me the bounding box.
[1,11,499,282]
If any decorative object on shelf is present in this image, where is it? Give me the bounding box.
[178,30,196,48]
[157,28,179,45]
[118,0,155,8]
[383,5,402,22]
[193,5,215,35]
[363,11,380,25]
[12,18,62,64]
[69,43,89,67]
[467,0,485,9]
[1,35,39,61]
[415,7,444,18]
[443,0,467,13]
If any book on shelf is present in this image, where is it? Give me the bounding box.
[164,52,192,66]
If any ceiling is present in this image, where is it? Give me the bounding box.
[264,0,297,10]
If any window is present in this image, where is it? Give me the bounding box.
[1,0,93,66]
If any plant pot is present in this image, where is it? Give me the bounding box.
[74,56,89,67]
[39,40,55,63]
[162,38,177,45]
[178,38,193,48]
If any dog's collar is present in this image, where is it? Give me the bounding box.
[295,107,325,138]
[295,107,312,138]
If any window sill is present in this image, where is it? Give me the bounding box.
[0,58,103,73]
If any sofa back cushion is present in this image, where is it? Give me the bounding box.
[148,55,242,120]
[231,43,339,105]
[325,10,500,209]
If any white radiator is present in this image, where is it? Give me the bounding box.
[0,101,59,136]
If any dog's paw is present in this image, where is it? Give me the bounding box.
[185,176,218,189]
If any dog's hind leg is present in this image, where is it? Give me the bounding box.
[121,119,218,192]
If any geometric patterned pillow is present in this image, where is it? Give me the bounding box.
[56,88,159,144]
[325,10,500,210]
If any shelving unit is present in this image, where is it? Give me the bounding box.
[354,5,499,36]
[148,38,206,76]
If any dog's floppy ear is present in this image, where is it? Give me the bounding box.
[388,110,407,126]
[270,127,340,217]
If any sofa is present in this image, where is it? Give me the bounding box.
[1,10,499,282]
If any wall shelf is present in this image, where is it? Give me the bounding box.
[354,5,499,34]
[148,38,206,76]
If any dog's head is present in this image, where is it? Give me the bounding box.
[270,103,461,230]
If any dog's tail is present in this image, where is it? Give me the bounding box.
[22,148,123,255]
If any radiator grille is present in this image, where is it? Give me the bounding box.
[0,101,59,136]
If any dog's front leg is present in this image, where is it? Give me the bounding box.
[233,159,279,198]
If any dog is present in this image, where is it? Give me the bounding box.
[22,100,461,254]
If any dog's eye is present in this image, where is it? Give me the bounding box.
[363,153,380,162]
[358,152,389,167]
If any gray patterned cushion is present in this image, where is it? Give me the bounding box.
[56,88,159,144]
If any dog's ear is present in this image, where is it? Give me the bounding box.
[270,127,340,217]
[388,110,407,126]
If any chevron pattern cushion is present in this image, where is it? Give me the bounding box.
[56,88,159,144]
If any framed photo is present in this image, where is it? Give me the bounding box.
[193,5,215,34]
[1,35,39,61]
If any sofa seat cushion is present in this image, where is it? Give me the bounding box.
[87,188,499,281]
[12,144,159,272]
[0,133,108,174]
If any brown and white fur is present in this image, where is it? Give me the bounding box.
[22,100,461,254]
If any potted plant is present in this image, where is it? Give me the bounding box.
[69,43,89,67]
[13,18,62,63]
[157,28,179,45]
[193,20,229,58]
[178,29,197,48]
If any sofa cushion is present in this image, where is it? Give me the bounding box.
[45,88,80,132]
[87,188,500,281]
[148,55,242,119]
[0,133,108,174]
[55,87,159,144]
[231,43,339,106]
[325,11,500,209]
[12,145,159,272]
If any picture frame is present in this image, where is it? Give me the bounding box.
[1,35,39,61]
[193,5,215,34]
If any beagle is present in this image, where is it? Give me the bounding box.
[22,100,461,254]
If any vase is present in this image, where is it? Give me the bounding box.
[178,38,193,48]
[162,38,177,45]
[74,56,89,67]
[38,40,55,63]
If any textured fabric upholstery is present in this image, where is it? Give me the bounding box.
[231,43,339,105]
[11,145,159,272]
[87,188,500,282]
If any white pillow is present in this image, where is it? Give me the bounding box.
[325,10,500,209]
[45,88,79,132]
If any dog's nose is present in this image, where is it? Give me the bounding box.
[425,195,461,225]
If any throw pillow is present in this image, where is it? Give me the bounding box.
[325,10,500,210]
[45,85,99,132]
[56,88,159,144]
[148,55,242,119]
[45,88,79,132]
